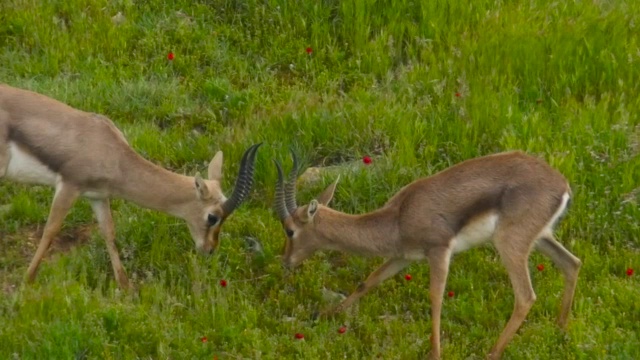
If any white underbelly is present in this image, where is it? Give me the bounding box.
[451,212,499,254]
[4,142,58,186]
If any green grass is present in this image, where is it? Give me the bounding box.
[1,0,639,358]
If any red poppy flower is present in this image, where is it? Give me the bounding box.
[447,291,455,298]
[295,333,304,339]
[167,52,175,61]
[220,279,227,287]
[537,264,544,272]
[363,156,372,165]
[455,92,461,97]
[200,336,208,343]
[338,326,347,334]
[306,47,313,55]
[627,268,634,277]
[404,274,412,281]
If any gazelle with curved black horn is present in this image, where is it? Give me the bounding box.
[284,149,300,214]
[273,150,581,359]
[0,84,262,290]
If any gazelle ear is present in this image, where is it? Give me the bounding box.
[194,173,212,200]
[208,151,224,181]
[316,175,340,206]
[303,199,320,222]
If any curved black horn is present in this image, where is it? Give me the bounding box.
[221,143,262,215]
[284,148,299,214]
[273,160,290,221]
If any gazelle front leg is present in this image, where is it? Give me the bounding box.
[0,124,8,178]
[0,150,7,177]
[488,235,537,360]
[427,246,452,360]
[90,199,130,290]
[321,258,411,317]
[26,181,80,283]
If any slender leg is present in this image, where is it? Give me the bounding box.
[488,236,537,360]
[25,181,79,283]
[427,246,452,360]
[0,155,7,177]
[535,235,581,328]
[0,124,9,178]
[322,258,412,316]
[90,199,130,290]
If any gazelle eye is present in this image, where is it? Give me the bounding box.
[285,229,294,237]
[207,214,219,226]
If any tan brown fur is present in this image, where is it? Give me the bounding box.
[1,84,260,289]
[274,151,581,359]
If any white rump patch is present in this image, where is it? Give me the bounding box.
[4,141,57,186]
[539,191,571,237]
[451,212,499,254]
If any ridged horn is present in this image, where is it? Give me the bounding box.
[221,143,262,215]
[284,148,299,214]
[273,160,290,221]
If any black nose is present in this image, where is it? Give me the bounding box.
[199,245,214,255]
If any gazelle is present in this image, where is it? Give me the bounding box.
[273,151,581,359]
[0,84,261,290]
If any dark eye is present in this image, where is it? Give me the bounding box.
[285,229,294,237]
[207,214,219,226]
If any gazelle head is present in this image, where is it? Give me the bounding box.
[187,143,262,254]
[273,151,339,268]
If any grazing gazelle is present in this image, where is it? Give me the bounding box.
[273,151,581,359]
[0,84,261,289]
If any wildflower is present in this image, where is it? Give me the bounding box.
[537,264,544,272]
[220,279,227,287]
[201,336,208,343]
[363,156,372,165]
[295,333,304,340]
[627,268,634,277]
[306,47,313,55]
[338,326,347,334]
[404,274,412,281]
[167,52,175,61]
[447,291,455,298]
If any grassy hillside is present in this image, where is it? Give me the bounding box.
[0,0,638,359]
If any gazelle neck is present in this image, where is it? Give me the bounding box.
[113,152,197,218]
[314,206,400,257]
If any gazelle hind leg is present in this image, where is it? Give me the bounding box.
[488,232,537,359]
[535,234,581,328]
[25,181,79,283]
